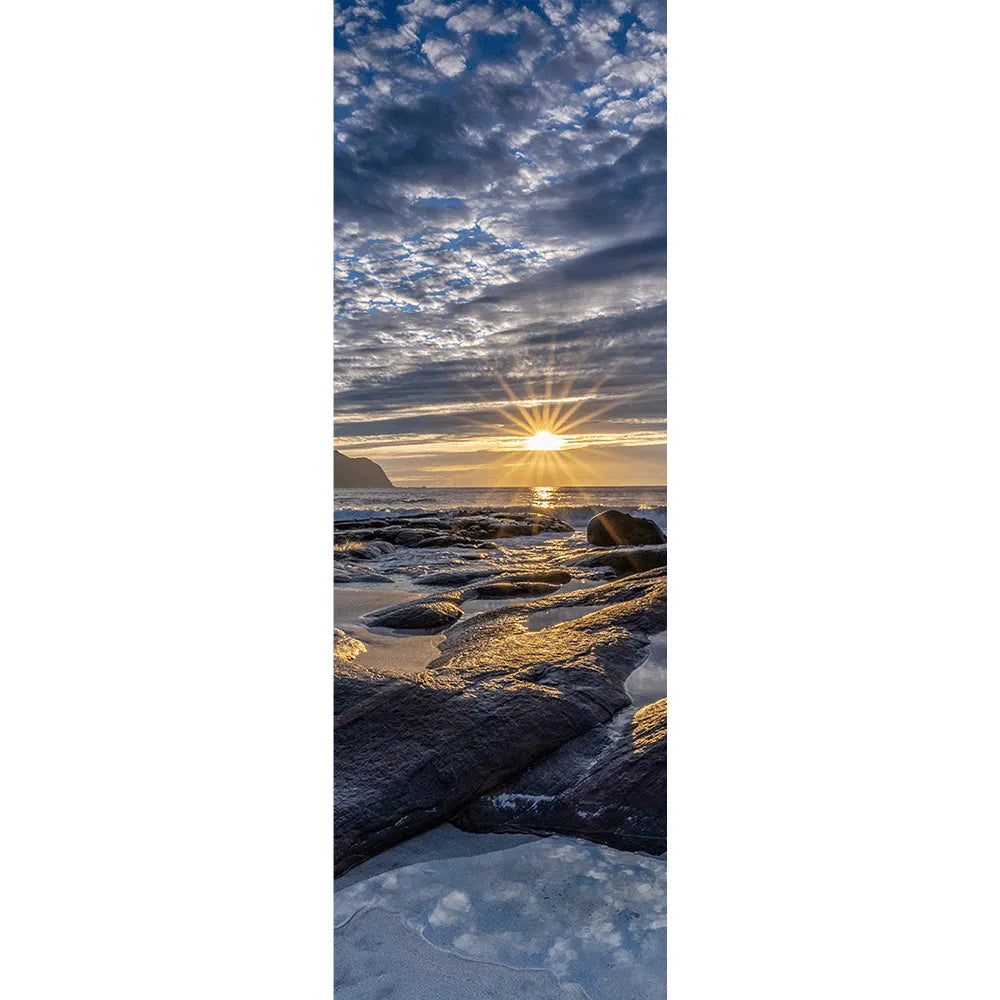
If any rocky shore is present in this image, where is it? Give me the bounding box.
[334,506,667,999]
[334,508,666,869]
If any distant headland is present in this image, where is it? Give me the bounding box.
[334,449,394,488]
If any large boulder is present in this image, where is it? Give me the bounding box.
[334,568,667,874]
[586,509,665,547]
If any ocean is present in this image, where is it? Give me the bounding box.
[334,485,667,533]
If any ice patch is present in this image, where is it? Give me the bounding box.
[334,835,666,1000]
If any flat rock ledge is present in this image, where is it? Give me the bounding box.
[569,543,668,577]
[359,571,575,630]
[335,567,667,874]
[334,508,575,551]
[455,699,667,854]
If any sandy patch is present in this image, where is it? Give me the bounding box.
[340,625,445,677]
[334,588,418,627]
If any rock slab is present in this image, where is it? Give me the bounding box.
[335,568,667,873]
[456,699,667,854]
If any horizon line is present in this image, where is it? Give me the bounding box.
[336,484,667,490]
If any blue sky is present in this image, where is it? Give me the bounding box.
[334,0,666,486]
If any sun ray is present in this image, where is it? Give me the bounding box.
[549,367,623,433]
[556,383,659,434]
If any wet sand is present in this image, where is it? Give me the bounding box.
[334,588,418,627]
[341,625,445,677]
[335,587,446,676]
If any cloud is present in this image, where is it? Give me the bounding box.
[333,0,667,483]
[421,36,467,76]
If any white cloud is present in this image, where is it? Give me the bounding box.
[446,3,502,35]
[540,0,576,28]
[421,36,467,76]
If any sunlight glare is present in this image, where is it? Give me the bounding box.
[524,430,566,451]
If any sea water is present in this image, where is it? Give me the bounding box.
[334,484,667,533]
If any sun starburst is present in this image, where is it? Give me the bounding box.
[523,430,566,451]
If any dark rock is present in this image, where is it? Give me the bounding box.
[334,449,394,488]
[333,564,395,584]
[413,534,467,548]
[364,599,463,631]
[333,508,574,548]
[334,662,398,717]
[586,509,665,547]
[334,540,396,562]
[570,544,668,576]
[392,528,439,545]
[472,581,563,598]
[414,569,574,588]
[334,568,667,874]
[456,699,667,854]
[414,568,497,587]
[405,517,452,530]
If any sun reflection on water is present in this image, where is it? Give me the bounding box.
[530,486,557,508]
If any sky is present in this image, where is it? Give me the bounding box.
[334,0,666,487]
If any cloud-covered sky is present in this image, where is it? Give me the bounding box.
[334,0,666,487]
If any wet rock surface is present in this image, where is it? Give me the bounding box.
[334,539,397,561]
[335,508,574,550]
[470,580,563,598]
[414,568,572,588]
[334,564,396,584]
[455,699,667,854]
[587,509,666,547]
[365,599,464,631]
[335,568,667,874]
[358,570,577,630]
[570,543,668,576]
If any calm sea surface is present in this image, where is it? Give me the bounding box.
[334,485,667,531]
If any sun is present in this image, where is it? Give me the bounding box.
[523,429,566,451]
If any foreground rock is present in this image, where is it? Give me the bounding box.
[456,699,667,854]
[570,543,668,576]
[587,508,665,547]
[359,571,576,630]
[471,580,562,598]
[335,568,667,873]
[335,508,574,550]
[414,568,572,588]
[364,598,463,630]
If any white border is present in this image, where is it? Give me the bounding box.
[0,1,333,995]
